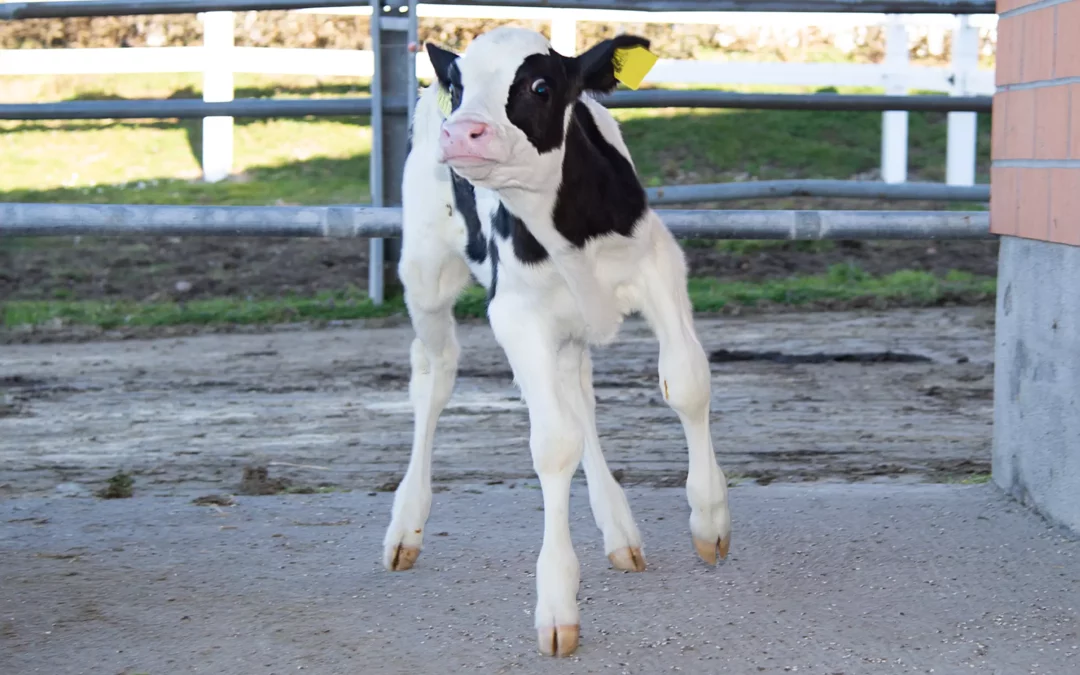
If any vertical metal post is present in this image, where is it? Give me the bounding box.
[368,0,416,305]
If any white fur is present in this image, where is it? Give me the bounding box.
[384,26,732,654]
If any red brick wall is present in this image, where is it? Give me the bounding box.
[992,0,1080,245]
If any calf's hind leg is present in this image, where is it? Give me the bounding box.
[382,244,471,572]
[573,347,646,572]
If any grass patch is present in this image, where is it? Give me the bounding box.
[941,473,993,485]
[2,265,996,330]
[97,471,135,499]
[686,265,994,312]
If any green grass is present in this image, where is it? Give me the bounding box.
[0,74,992,207]
[940,472,993,485]
[1,74,997,329]
[2,264,996,330]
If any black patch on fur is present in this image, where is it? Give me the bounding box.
[504,53,575,154]
[493,203,548,265]
[450,171,487,264]
[425,42,464,114]
[426,43,458,91]
[487,237,500,302]
[447,61,464,112]
[549,102,647,247]
[489,103,646,265]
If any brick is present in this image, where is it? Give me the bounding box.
[1035,85,1070,160]
[1021,8,1055,83]
[1072,84,1080,159]
[1001,0,1048,12]
[1004,88,1037,160]
[1049,169,1080,246]
[991,166,1019,236]
[1017,168,1052,242]
[1058,1,1080,78]
[992,92,1009,160]
[995,16,1023,87]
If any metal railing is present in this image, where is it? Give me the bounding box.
[0,0,998,20]
[0,90,993,120]
[0,0,999,306]
[0,203,993,240]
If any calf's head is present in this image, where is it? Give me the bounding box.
[426,27,649,191]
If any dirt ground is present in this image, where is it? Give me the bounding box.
[0,306,995,499]
[0,234,1000,302]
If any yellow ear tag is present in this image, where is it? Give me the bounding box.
[436,85,453,118]
[612,45,658,91]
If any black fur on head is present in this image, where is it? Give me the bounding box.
[571,34,651,96]
[424,34,650,154]
[504,34,650,153]
[426,42,463,112]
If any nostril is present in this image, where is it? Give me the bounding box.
[469,124,489,140]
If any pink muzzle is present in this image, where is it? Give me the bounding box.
[438,118,496,164]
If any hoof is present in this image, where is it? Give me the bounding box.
[538,624,580,657]
[607,546,646,572]
[693,534,730,565]
[386,544,421,571]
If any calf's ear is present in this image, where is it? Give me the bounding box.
[573,34,651,94]
[425,42,459,90]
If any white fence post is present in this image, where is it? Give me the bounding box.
[550,14,577,55]
[201,11,235,183]
[881,15,909,184]
[946,15,979,186]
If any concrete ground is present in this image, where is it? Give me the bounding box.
[2,482,1078,674]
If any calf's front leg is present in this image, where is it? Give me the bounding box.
[489,297,585,657]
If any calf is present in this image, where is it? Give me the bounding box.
[382,26,732,657]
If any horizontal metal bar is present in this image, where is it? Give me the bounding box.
[0,97,406,120]
[0,91,990,121]
[0,203,403,237]
[660,208,992,239]
[0,0,370,19]
[646,179,991,204]
[0,203,993,240]
[439,0,998,12]
[0,0,998,21]
[603,90,993,113]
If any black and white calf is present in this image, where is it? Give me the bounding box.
[383,26,732,657]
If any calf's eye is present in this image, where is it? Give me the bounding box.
[531,78,550,98]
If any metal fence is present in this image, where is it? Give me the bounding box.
[0,203,993,240]
[0,0,998,305]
